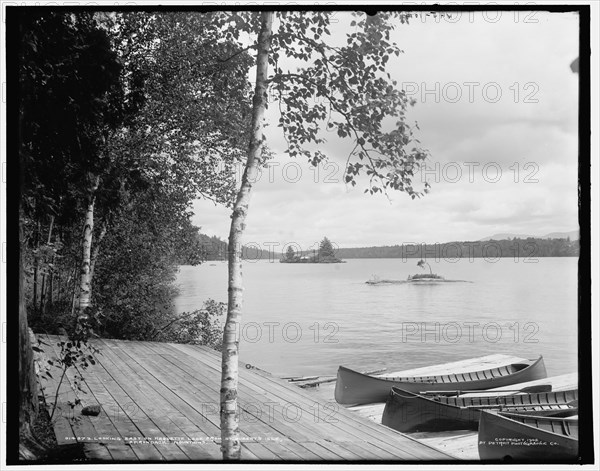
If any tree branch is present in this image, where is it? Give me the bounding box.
[271,72,384,190]
[217,43,258,63]
[150,311,198,340]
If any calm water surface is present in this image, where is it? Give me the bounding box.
[175,258,578,378]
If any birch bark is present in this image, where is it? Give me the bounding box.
[219,11,273,460]
[77,174,99,318]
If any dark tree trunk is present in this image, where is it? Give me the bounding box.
[39,216,54,313]
[32,222,40,312]
[19,220,41,450]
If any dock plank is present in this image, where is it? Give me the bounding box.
[136,341,365,460]
[36,334,453,462]
[170,342,450,460]
[410,430,479,460]
[46,337,171,461]
[121,341,360,461]
[94,338,222,461]
[40,334,138,461]
[74,360,170,461]
[109,338,311,461]
[98,339,245,460]
[117,340,287,460]
[82,443,113,460]
[152,343,452,460]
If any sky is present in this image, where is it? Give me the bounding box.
[191,10,580,250]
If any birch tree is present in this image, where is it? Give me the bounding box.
[18,11,125,326]
[219,11,273,460]
[83,12,253,303]
[76,173,100,316]
[20,11,253,327]
[216,11,430,459]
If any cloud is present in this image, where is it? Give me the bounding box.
[191,11,580,248]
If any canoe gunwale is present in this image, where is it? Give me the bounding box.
[335,356,548,406]
[477,409,579,461]
[365,356,543,384]
[381,386,577,434]
[388,387,579,411]
[492,410,579,433]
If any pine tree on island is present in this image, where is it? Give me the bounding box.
[285,245,297,262]
[280,237,343,263]
[316,237,342,263]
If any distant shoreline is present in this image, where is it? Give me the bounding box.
[333,237,579,260]
[184,236,580,263]
[177,255,579,267]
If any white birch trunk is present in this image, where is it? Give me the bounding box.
[88,218,108,293]
[220,11,273,461]
[77,174,99,319]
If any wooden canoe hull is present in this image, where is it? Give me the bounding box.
[382,387,578,433]
[478,410,578,461]
[382,388,478,432]
[334,356,547,405]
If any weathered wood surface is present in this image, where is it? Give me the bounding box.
[35,334,453,461]
[409,430,479,460]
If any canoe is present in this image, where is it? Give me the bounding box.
[382,387,578,433]
[478,409,578,461]
[334,356,547,405]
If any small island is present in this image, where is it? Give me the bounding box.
[280,237,345,263]
[407,259,445,281]
[367,259,471,284]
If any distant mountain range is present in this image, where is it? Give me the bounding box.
[479,230,579,241]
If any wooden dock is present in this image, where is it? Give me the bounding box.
[34,334,453,462]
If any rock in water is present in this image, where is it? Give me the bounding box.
[82,405,101,416]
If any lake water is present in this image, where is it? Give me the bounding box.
[174,257,579,378]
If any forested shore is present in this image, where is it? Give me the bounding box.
[20,12,243,343]
[334,237,580,259]
[184,235,579,262]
